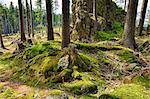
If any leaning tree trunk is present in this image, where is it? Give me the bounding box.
[46,0,54,40]
[138,0,148,36]
[18,0,26,42]
[26,0,31,38]
[62,0,70,48]
[30,0,34,38]
[0,17,5,49]
[122,0,139,50]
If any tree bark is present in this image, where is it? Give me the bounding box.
[18,0,26,42]
[93,0,98,31]
[62,0,70,48]
[104,0,113,30]
[26,0,31,38]
[124,0,127,10]
[0,17,5,49]
[30,0,34,38]
[122,0,139,50]
[46,0,54,40]
[147,15,150,35]
[138,0,148,36]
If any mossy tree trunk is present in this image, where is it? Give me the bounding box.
[122,0,139,50]
[18,0,26,42]
[62,0,70,48]
[26,0,31,38]
[138,0,148,36]
[46,0,54,40]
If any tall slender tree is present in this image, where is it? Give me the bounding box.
[46,0,54,40]
[62,0,70,48]
[138,0,148,36]
[18,0,26,42]
[0,16,5,49]
[122,0,139,49]
[30,0,34,38]
[93,0,98,31]
[26,0,31,38]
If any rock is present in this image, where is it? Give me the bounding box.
[58,55,70,69]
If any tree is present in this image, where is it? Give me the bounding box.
[18,0,26,42]
[30,0,34,38]
[46,0,54,40]
[104,0,113,30]
[93,0,98,31]
[138,0,148,36]
[147,15,150,35]
[124,0,127,10]
[26,0,31,37]
[122,0,139,49]
[0,16,5,49]
[62,0,70,48]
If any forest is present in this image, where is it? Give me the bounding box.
[0,0,150,98]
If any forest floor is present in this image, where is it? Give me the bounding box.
[0,29,150,99]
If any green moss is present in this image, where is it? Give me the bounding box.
[48,89,63,95]
[110,84,150,99]
[132,76,150,88]
[0,87,16,99]
[62,80,98,95]
[118,49,137,63]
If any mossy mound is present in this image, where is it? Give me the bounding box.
[10,41,105,95]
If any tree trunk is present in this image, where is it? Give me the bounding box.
[93,0,98,31]
[138,0,148,36]
[26,0,31,38]
[104,0,113,30]
[124,0,127,10]
[147,15,150,35]
[62,0,70,48]
[122,0,139,50]
[46,0,54,40]
[0,17,5,49]
[30,0,34,38]
[18,0,26,42]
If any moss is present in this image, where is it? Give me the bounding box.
[118,49,138,63]
[110,84,150,99]
[0,87,16,99]
[62,80,98,95]
[76,43,123,51]
[48,89,63,96]
[132,76,150,88]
